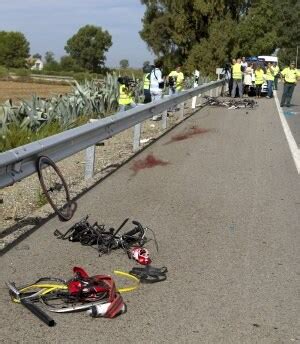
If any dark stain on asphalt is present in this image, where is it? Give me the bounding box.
[252,324,260,328]
[165,126,210,144]
[130,154,170,174]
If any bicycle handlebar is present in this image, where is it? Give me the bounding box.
[6,281,56,327]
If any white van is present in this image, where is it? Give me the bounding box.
[257,56,279,94]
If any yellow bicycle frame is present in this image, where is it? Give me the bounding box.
[12,271,140,303]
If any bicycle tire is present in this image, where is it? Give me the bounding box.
[37,156,75,221]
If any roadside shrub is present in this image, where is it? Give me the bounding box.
[0,116,91,152]
[14,68,31,77]
[0,65,9,78]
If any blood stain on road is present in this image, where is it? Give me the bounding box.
[165,126,210,144]
[130,154,170,174]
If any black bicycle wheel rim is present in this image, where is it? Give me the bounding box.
[37,156,74,221]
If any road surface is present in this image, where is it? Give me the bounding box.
[0,90,299,343]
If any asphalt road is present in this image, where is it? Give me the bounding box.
[0,94,299,343]
[276,82,300,146]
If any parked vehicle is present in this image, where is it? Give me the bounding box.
[245,55,279,95]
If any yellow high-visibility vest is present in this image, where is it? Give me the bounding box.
[273,65,280,76]
[143,73,150,89]
[176,72,184,91]
[232,63,242,80]
[118,85,133,105]
[168,71,184,91]
[281,67,300,83]
[265,66,275,81]
[255,69,265,85]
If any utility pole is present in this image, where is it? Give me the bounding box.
[296,45,299,69]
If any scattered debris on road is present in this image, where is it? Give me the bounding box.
[130,265,168,283]
[54,216,155,256]
[203,95,257,110]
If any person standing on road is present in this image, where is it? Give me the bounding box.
[150,61,164,120]
[167,66,184,113]
[174,66,184,92]
[231,58,243,98]
[143,67,152,104]
[280,61,300,107]
[168,66,185,95]
[193,69,200,88]
[265,62,275,98]
[254,64,265,98]
[243,63,254,96]
[117,77,136,111]
[273,62,280,91]
[229,59,236,96]
[241,57,248,71]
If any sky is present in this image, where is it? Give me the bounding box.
[0,0,154,67]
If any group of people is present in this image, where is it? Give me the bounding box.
[228,58,300,107]
[117,62,185,119]
[118,57,299,113]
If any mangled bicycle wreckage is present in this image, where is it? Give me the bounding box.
[7,151,168,326]
[7,266,138,326]
[203,95,257,110]
[7,215,167,326]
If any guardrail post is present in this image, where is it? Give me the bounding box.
[133,123,141,152]
[85,145,96,180]
[192,96,197,109]
[179,102,184,120]
[84,118,99,180]
[162,110,167,129]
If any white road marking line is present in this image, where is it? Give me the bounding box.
[274,90,300,174]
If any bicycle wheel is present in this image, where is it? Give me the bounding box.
[37,156,76,221]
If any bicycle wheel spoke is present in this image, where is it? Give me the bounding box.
[37,156,75,221]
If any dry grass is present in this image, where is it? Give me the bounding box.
[0,80,72,103]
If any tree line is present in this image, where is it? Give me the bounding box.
[0,26,144,74]
[0,25,112,73]
[0,1,298,76]
[140,0,299,75]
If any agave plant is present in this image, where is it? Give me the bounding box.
[0,72,144,148]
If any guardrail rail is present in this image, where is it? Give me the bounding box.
[0,80,225,188]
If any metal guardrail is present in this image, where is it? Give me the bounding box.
[30,74,75,82]
[30,74,75,81]
[0,80,224,188]
[8,73,75,83]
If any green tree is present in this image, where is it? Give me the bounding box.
[60,55,82,71]
[119,59,129,68]
[0,31,30,68]
[140,0,297,75]
[43,51,61,72]
[275,0,300,66]
[65,25,112,72]
[186,15,237,76]
[139,0,252,71]
[33,53,42,59]
[233,0,278,58]
[44,51,55,64]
